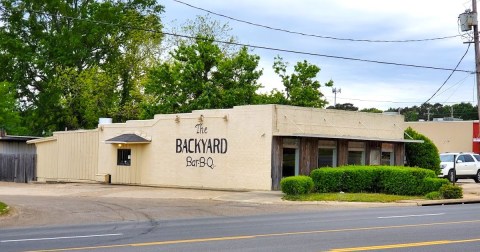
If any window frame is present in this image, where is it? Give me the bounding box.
[117,149,131,166]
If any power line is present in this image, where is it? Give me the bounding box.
[172,0,462,43]
[422,43,471,105]
[327,95,474,104]
[2,6,475,74]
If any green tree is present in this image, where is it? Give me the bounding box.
[143,36,262,117]
[254,89,289,105]
[273,56,333,108]
[360,107,383,113]
[389,102,478,122]
[0,81,25,134]
[53,67,117,129]
[404,127,441,174]
[0,0,164,134]
[327,103,358,111]
[451,102,478,120]
[164,15,239,58]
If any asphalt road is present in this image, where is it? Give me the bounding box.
[1,204,480,252]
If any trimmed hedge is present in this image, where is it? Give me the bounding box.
[311,166,437,195]
[421,177,450,195]
[280,176,314,195]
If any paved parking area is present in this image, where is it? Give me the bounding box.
[1,180,479,228]
[0,182,383,228]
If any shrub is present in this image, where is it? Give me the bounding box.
[280,176,314,195]
[0,201,9,216]
[311,166,436,195]
[404,127,441,174]
[310,168,344,193]
[439,184,463,199]
[379,167,436,195]
[425,191,442,200]
[342,167,378,193]
[421,177,450,195]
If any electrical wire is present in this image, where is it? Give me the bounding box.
[2,7,473,74]
[442,74,472,103]
[422,43,471,105]
[172,0,463,43]
[326,95,473,104]
[435,73,471,97]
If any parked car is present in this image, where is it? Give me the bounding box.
[439,152,480,183]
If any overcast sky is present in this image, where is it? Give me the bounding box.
[160,0,476,110]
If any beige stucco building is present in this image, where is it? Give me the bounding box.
[406,120,480,154]
[28,105,414,190]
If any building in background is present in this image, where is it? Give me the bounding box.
[406,121,480,154]
[0,130,38,183]
[28,105,416,190]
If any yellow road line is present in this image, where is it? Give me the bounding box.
[28,219,480,252]
[330,238,480,251]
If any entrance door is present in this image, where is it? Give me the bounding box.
[282,148,299,177]
[114,147,141,184]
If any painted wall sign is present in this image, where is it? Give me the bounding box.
[176,123,228,169]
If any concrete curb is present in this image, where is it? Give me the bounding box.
[415,199,480,206]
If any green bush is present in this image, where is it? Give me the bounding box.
[311,166,436,196]
[404,127,441,174]
[439,184,463,199]
[310,168,344,193]
[425,191,442,200]
[0,201,9,216]
[342,167,378,193]
[421,177,450,195]
[280,176,314,195]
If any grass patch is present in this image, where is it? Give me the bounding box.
[283,193,422,203]
[0,201,9,215]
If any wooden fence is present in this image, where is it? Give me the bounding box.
[0,154,36,183]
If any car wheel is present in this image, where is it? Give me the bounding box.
[448,170,455,183]
[474,170,480,183]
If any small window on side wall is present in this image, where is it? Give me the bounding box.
[117,149,131,166]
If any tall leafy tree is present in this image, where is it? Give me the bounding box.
[254,89,289,105]
[163,15,239,59]
[273,56,333,108]
[0,0,163,134]
[0,81,25,134]
[143,36,262,117]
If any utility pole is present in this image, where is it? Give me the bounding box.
[473,0,480,135]
[332,87,341,106]
[460,2,480,138]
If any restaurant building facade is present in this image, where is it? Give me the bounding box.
[28,105,413,190]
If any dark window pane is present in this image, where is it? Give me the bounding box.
[282,148,296,177]
[381,152,392,165]
[463,154,474,162]
[117,149,131,166]
[318,148,334,167]
[348,151,363,165]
